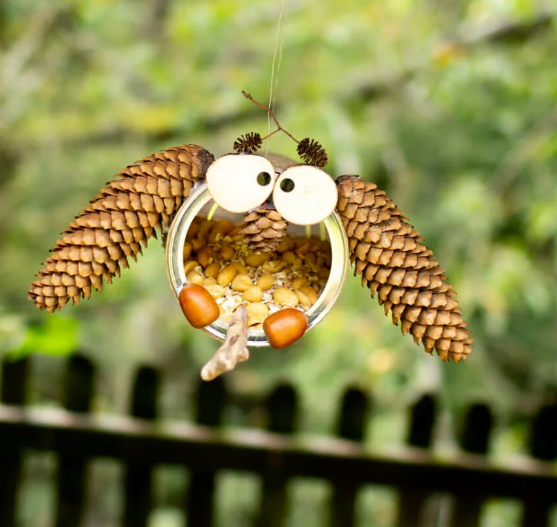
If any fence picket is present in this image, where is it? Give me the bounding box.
[255,384,298,527]
[451,403,494,527]
[185,376,226,527]
[520,402,557,527]
[395,394,437,527]
[327,387,370,527]
[0,357,29,527]
[123,366,160,527]
[54,354,95,527]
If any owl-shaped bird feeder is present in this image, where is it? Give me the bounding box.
[29,92,472,380]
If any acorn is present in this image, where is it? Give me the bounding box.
[263,308,308,349]
[179,284,220,328]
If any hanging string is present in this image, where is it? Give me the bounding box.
[265,0,286,157]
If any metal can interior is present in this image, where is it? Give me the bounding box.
[166,182,349,347]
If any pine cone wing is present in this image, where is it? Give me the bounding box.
[336,175,472,363]
[29,144,214,312]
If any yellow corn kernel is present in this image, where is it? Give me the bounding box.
[308,239,322,252]
[299,285,318,305]
[281,251,296,263]
[231,274,252,292]
[296,241,312,254]
[263,260,286,273]
[291,277,307,290]
[199,219,213,233]
[216,219,234,234]
[187,271,204,286]
[197,247,213,267]
[208,228,223,244]
[186,222,200,240]
[295,290,312,307]
[204,277,217,286]
[242,286,263,302]
[219,311,233,325]
[245,252,269,267]
[183,242,192,261]
[183,260,198,275]
[246,302,269,326]
[220,245,235,261]
[232,262,249,275]
[205,262,221,278]
[217,265,237,287]
[291,258,303,270]
[228,226,243,237]
[273,287,298,307]
[191,237,205,251]
[256,274,275,291]
[304,252,317,265]
[204,284,225,299]
[277,238,295,253]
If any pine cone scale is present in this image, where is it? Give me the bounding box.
[241,207,289,252]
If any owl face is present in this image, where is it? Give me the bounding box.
[205,153,339,226]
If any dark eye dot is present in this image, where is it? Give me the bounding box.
[280,178,295,192]
[257,172,272,186]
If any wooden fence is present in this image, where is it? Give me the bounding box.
[0,354,556,527]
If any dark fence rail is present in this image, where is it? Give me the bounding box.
[0,354,556,527]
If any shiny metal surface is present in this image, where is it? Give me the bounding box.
[166,182,349,347]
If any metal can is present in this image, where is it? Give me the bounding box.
[166,182,349,347]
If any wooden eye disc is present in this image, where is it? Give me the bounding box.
[273,165,338,225]
[206,154,276,213]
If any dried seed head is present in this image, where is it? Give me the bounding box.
[233,132,262,154]
[297,138,328,168]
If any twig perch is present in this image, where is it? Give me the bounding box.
[242,91,299,144]
[201,305,249,381]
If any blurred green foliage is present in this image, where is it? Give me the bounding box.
[0,0,556,525]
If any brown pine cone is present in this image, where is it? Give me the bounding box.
[233,132,262,154]
[336,175,472,363]
[297,138,328,168]
[241,207,288,252]
[29,144,214,312]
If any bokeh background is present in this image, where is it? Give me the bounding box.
[0,0,556,525]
